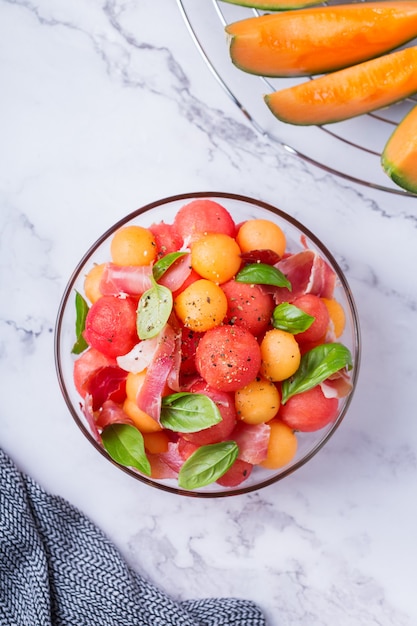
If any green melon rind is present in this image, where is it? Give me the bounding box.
[381,158,417,194]
[381,110,417,194]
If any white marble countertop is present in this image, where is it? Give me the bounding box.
[1,1,416,624]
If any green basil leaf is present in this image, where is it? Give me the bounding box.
[281,342,353,404]
[137,277,173,339]
[272,302,315,334]
[71,290,89,354]
[152,251,189,282]
[236,263,291,290]
[160,392,222,433]
[178,441,239,490]
[101,423,151,475]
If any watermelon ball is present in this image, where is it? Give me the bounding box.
[279,385,339,432]
[216,459,253,487]
[221,279,275,336]
[83,295,138,359]
[195,325,261,392]
[173,199,237,243]
[292,294,330,344]
[182,379,237,446]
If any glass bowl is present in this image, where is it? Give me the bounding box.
[54,192,360,497]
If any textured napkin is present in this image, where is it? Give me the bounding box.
[0,447,266,626]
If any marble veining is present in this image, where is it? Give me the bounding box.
[1,0,417,624]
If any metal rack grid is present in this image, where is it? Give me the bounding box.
[177,0,417,196]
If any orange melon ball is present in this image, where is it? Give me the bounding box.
[143,431,170,454]
[237,218,286,258]
[260,329,301,381]
[321,297,346,338]
[235,376,280,424]
[110,225,157,266]
[84,263,106,304]
[125,371,146,401]
[191,233,242,284]
[174,279,228,332]
[122,398,162,433]
[260,420,298,469]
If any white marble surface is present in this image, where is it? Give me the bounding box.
[1,1,417,624]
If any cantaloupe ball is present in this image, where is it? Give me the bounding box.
[260,420,298,469]
[84,263,106,304]
[122,398,162,434]
[237,218,286,258]
[191,233,242,284]
[235,376,280,424]
[111,225,157,266]
[260,329,301,382]
[174,279,228,332]
[321,297,346,338]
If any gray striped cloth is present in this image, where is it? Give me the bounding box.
[0,447,266,626]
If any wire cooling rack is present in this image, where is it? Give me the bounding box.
[177,0,417,196]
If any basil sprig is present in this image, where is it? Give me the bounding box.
[272,302,314,334]
[281,342,353,404]
[137,276,172,340]
[101,423,151,476]
[152,251,189,282]
[178,441,239,490]
[160,392,222,433]
[236,262,291,290]
[72,291,89,354]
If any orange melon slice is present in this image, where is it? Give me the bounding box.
[381,104,417,194]
[226,2,417,77]
[264,46,417,126]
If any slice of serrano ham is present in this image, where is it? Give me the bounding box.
[273,249,336,304]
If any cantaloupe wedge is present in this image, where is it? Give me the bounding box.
[226,2,417,77]
[221,0,323,9]
[381,104,417,193]
[264,46,417,126]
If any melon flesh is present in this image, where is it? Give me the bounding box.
[226,2,417,77]
[382,104,417,194]
[264,46,417,126]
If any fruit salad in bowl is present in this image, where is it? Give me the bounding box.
[55,192,360,497]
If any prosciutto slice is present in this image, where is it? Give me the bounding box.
[157,253,192,293]
[99,263,153,297]
[82,394,102,443]
[232,422,270,465]
[147,451,179,479]
[273,249,336,304]
[321,368,353,399]
[95,400,133,429]
[136,323,178,421]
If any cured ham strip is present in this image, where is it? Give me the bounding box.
[86,365,127,411]
[136,324,177,421]
[232,422,270,465]
[321,368,353,399]
[158,253,192,293]
[153,441,184,474]
[166,326,182,392]
[99,263,153,297]
[82,394,102,443]
[273,249,336,304]
[147,451,179,479]
[95,399,133,429]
